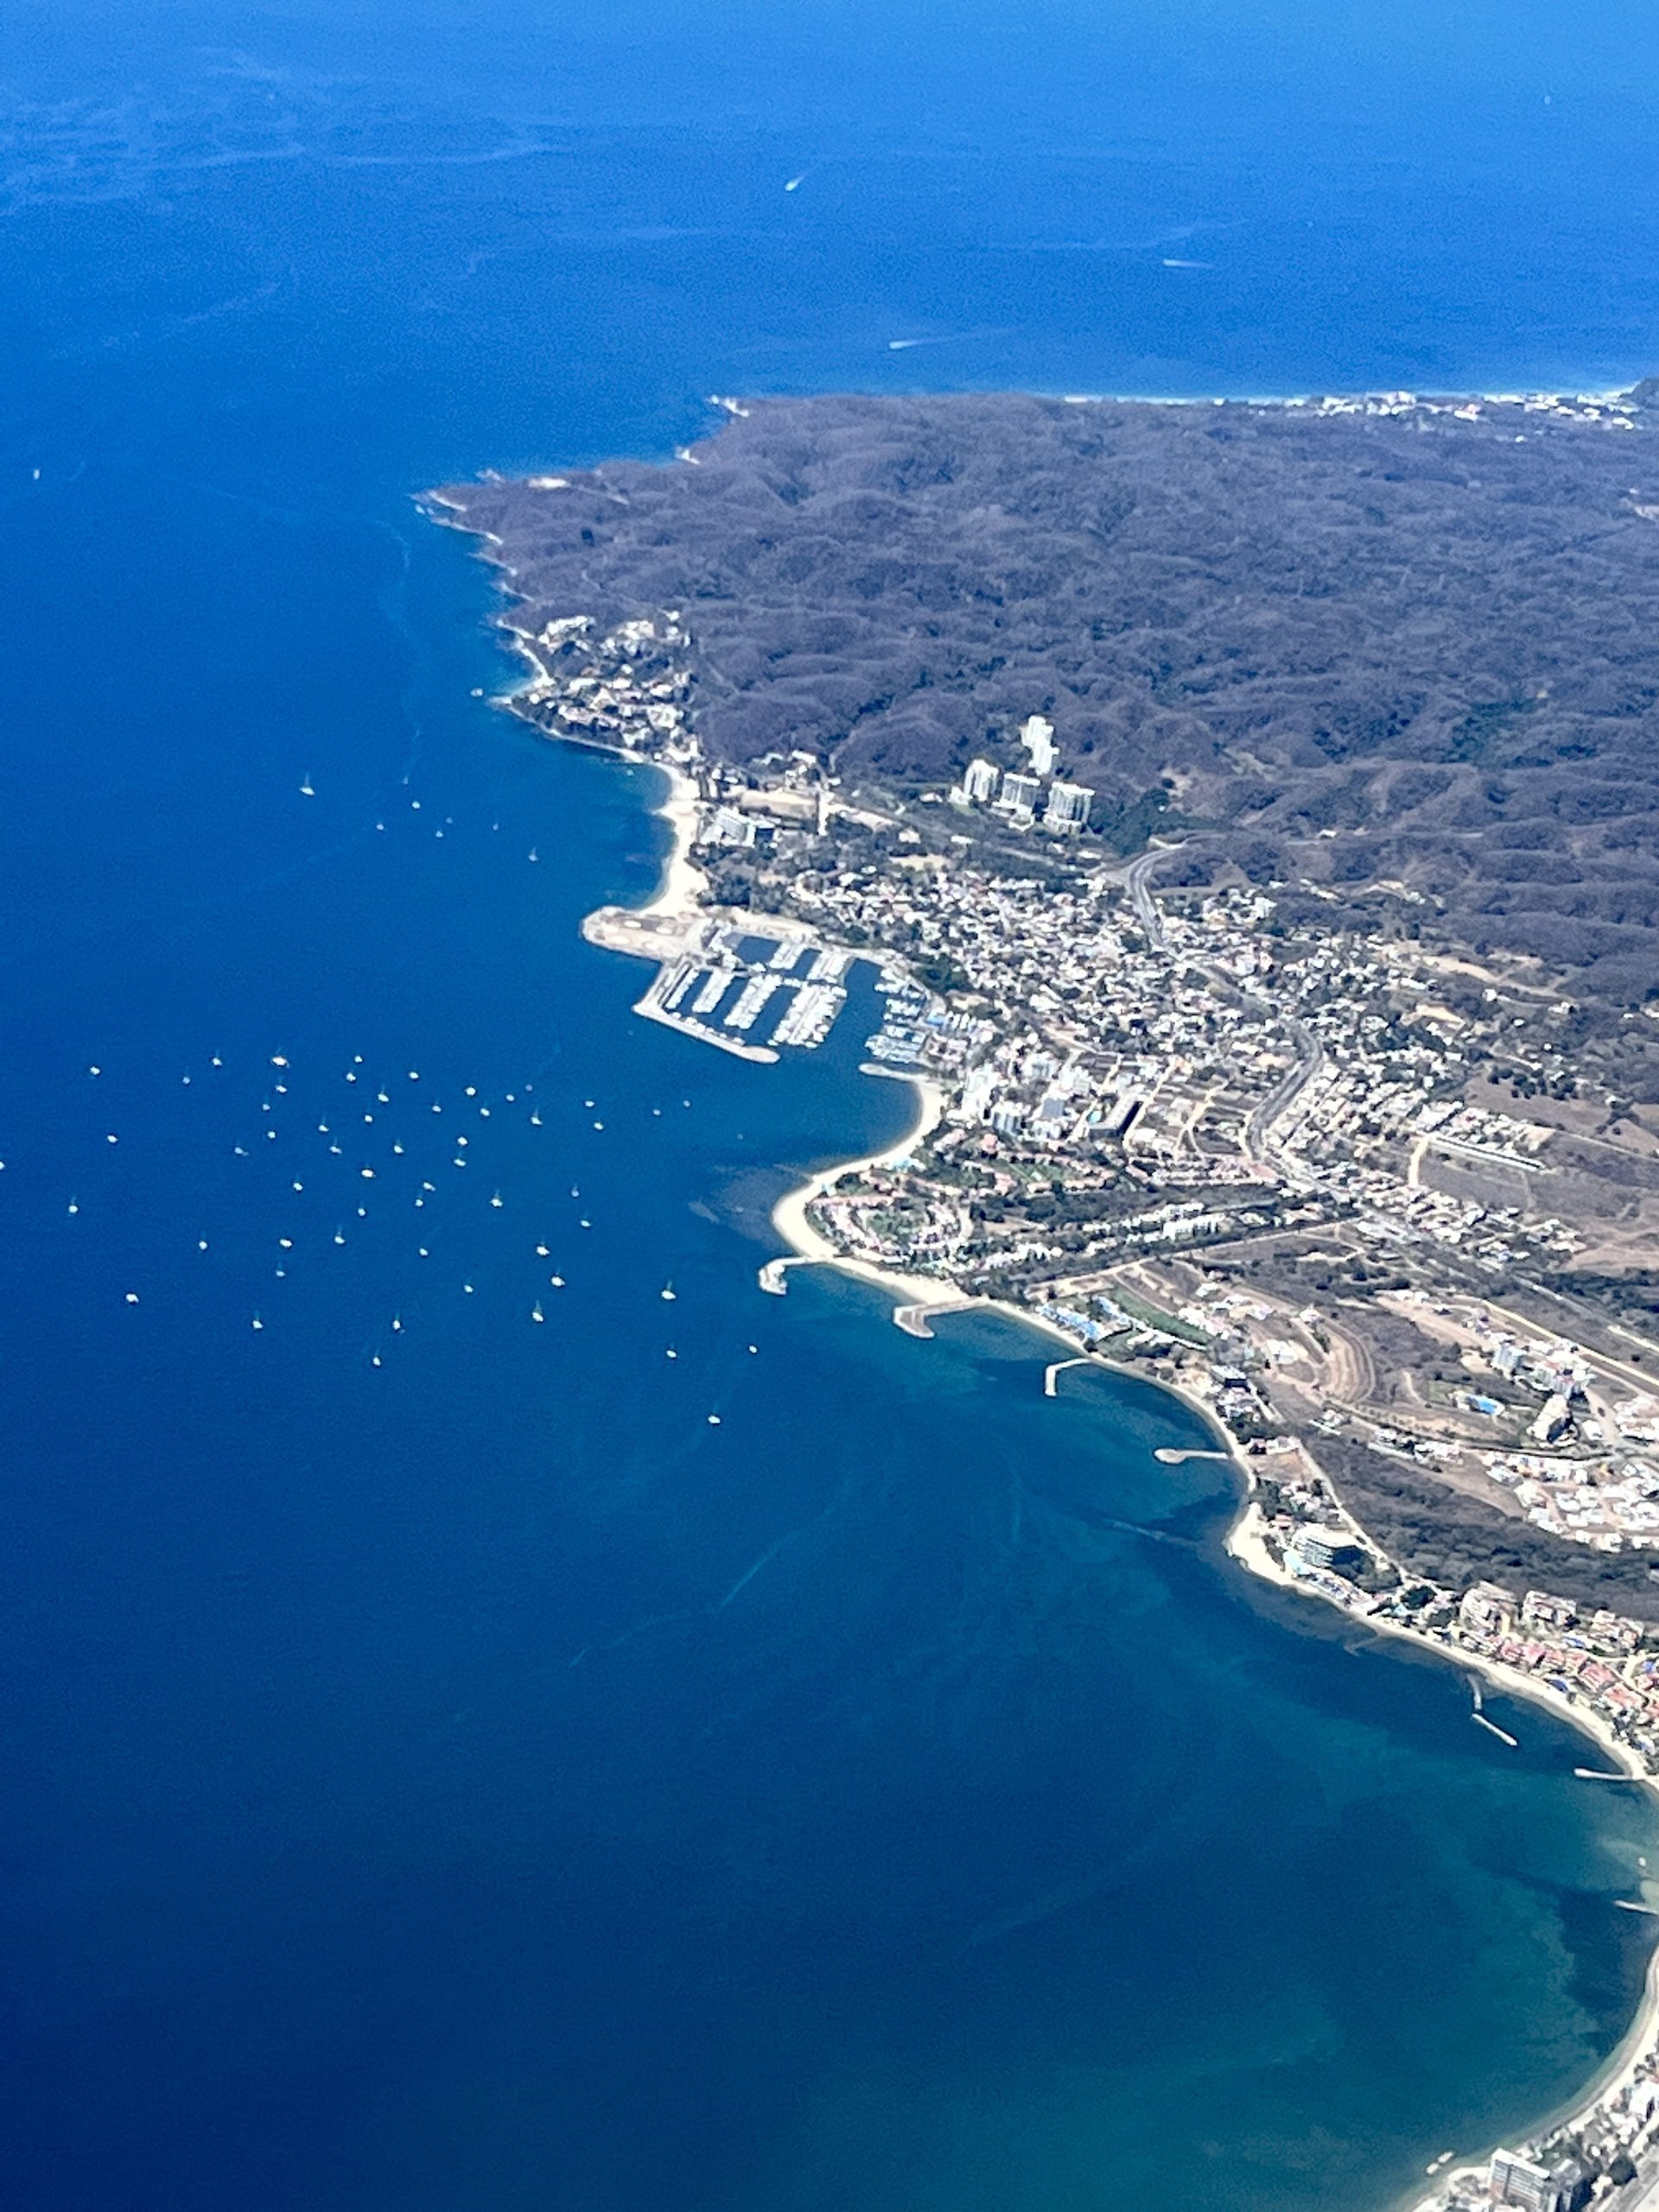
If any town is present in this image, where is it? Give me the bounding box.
[515,619,1659,1510]
[505,601,1659,1580]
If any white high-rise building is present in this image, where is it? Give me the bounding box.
[1489,2148,1586,2212]
[708,806,758,848]
[1044,779,1092,831]
[1018,714,1057,777]
[996,772,1041,820]
[962,757,1000,804]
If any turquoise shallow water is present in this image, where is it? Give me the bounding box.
[3,8,1659,2209]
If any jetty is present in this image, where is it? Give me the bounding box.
[893,1298,971,1340]
[1046,1354,1109,1396]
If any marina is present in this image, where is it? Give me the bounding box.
[586,904,851,1067]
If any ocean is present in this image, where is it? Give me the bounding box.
[3,5,1659,2207]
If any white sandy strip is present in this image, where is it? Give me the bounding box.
[770,1073,950,1307]
[486,551,1659,2201]
[500,661,708,920]
[1224,1495,1658,1802]
[462,472,1659,2202]
[639,760,709,919]
[769,1087,1253,1376]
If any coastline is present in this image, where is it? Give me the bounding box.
[768,1072,950,1308]
[455,484,1659,2212]
[1224,1500,1659,1803]
[496,616,712,923]
[763,1082,1659,2202]
[637,757,709,920]
[766,1082,1155,1358]
[1226,1487,1659,2209]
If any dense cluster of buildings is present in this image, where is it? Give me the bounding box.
[1352,1294,1659,1554]
[1294,388,1641,432]
[780,855,1588,1297]
[504,609,695,753]
[1259,1468,1659,1762]
[950,748,1094,833]
[503,627,1658,1574]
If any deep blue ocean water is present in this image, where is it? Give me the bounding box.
[4,6,1659,2208]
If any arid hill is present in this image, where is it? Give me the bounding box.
[444,386,1659,998]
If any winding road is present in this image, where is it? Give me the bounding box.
[1122,848,1168,950]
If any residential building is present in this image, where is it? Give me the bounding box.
[1288,1525,1365,1573]
[1530,1393,1572,1445]
[1488,2149,1558,2210]
[1044,779,1093,831]
[996,772,1041,821]
[708,806,758,848]
[1459,1581,1514,1636]
[1018,714,1057,776]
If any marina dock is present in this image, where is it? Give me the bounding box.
[587,906,849,1066]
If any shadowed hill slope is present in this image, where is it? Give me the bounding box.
[446,388,1659,997]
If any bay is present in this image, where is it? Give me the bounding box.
[3,8,1658,2208]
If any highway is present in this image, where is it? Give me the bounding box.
[1118,841,1321,1178]
[1246,1020,1323,1175]
[1122,848,1167,950]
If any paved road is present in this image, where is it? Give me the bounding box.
[1246,1020,1322,1172]
[1122,849,1167,950]
[1118,839,1322,1178]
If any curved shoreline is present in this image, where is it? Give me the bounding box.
[1221,1507,1659,2205]
[553,625,1659,2212]
[763,1088,1659,2211]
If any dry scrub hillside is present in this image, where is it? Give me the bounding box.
[448,386,1659,998]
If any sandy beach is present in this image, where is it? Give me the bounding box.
[766,1079,1261,1382]
[767,1072,960,1311]
[487,617,710,925]
[766,1074,1190,1370]
[767,1118,1659,2199]
[1224,1492,1659,1803]
[639,759,709,918]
